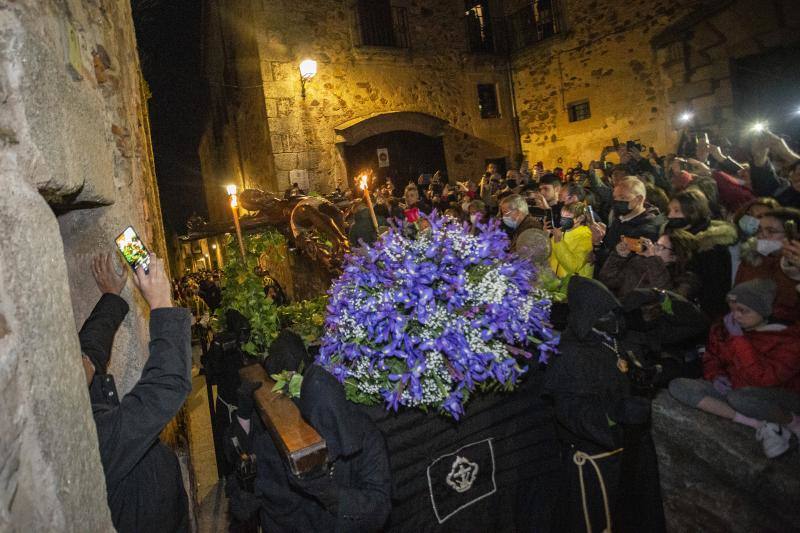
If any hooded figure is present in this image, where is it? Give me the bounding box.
[253,364,392,532]
[543,277,665,533]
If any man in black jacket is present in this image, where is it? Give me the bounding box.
[596,176,663,270]
[80,253,191,533]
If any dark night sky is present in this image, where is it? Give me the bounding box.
[132,0,207,237]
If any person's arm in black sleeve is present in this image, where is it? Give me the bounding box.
[95,257,192,488]
[98,307,192,486]
[79,294,129,371]
[289,426,392,532]
[749,158,785,197]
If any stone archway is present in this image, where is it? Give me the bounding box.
[333,112,449,188]
[334,111,448,146]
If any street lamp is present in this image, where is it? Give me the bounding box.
[226,184,247,261]
[299,59,317,98]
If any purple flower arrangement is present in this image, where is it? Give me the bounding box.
[316,213,558,419]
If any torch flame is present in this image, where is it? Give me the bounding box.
[359,174,369,191]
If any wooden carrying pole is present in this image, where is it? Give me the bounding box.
[239,364,328,476]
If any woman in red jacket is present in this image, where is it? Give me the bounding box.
[669,278,800,458]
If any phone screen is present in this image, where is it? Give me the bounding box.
[586,206,596,224]
[115,226,151,272]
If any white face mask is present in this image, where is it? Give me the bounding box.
[470,213,482,225]
[756,238,783,256]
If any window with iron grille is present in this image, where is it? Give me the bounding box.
[568,100,591,122]
[508,0,562,52]
[356,0,410,48]
[477,84,500,118]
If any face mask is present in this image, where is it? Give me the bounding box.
[756,238,783,256]
[559,217,574,231]
[503,216,519,229]
[613,200,632,217]
[470,213,482,225]
[666,217,688,229]
[506,179,517,189]
[738,214,759,236]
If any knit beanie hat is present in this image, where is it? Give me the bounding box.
[726,278,776,319]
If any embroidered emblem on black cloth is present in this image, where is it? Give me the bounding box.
[426,439,497,523]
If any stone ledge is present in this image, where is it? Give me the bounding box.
[652,391,800,532]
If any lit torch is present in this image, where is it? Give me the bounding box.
[359,174,379,232]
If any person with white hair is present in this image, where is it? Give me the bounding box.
[499,194,542,252]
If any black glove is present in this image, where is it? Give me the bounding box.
[288,471,339,514]
[236,381,262,419]
[610,396,651,425]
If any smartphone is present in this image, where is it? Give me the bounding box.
[785,220,798,241]
[115,226,151,273]
[586,205,597,224]
[624,236,643,253]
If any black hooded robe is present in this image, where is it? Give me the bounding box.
[543,277,665,533]
[253,364,392,532]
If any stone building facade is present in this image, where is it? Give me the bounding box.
[507,0,800,166]
[1,1,169,529]
[199,0,799,213]
[199,0,520,223]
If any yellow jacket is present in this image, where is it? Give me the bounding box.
[549,225,594,279]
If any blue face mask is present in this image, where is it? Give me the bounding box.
[559,217,575,231]
[503,216,518,229]
[738,214,759,237]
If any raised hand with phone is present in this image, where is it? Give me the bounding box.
[84,229,190,532]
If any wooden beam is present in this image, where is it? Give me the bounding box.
[239,364,328,476]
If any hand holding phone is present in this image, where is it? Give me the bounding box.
[785,220,798,241]
[586,205,597,224]
[115,226,151,273]
[624,236,644,254]
[131,256,173,310]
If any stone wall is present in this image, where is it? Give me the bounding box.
[652,0,800,142]
[507,0,800,168]
[508,0,704,167]
[0,0,167,530]
[200,0,520,221]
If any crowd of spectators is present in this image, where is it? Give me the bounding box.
[343,129,800,462]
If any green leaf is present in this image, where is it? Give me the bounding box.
[288,374,303,398]
[661,294,674,315]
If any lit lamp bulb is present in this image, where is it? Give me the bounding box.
[678,111,694,124]
[299,59,318,80]
[226,184,238,208]
[299,59,317,98]
[750,122,767,133]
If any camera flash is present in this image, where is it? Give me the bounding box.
[750,122,767,133]
[678,112,694,123]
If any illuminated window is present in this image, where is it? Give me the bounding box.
[568,100,591,122]
[465,1,495,53]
